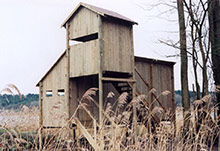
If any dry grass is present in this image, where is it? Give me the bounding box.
[0,88,219,150]
[0,106,39,150]
[0,106,39,132]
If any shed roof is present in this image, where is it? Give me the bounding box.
[135,56,176,66]
[61,2,138,27]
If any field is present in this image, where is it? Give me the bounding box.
[0,106,39,132]
[0,106,183,133]
[0,91,219,150]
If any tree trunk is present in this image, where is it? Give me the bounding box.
[209,0,220,116]
[190,16,201,100]
[197,30,209,96]
[177,0,190,130]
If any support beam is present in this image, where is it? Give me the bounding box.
[76,118,98,150]
[132,81,137,144]
[150,64,154,110]
[135,67,150,87]
[130,25,137,145]
[102,77,135,83]
[98,15,103,127]
[135,66,167,113]
[65,23,70,119]
[39,82,43,151]
[99,76,103,127]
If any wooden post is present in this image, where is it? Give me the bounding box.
[98,15,104,151]
[171,66,176,135]
[98,76,103,126]
[65,23,70,120]
[132,84,137,144]
[130,26,137,145]
[39,82,43,150]
[93,119,97,150]
[135,67,167,112]
[98,15,103,127]
[130,26,136,99]
[150,63,154,109]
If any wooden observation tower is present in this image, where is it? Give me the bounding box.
[36,3,175,150]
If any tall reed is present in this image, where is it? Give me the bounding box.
[0,88,219,150]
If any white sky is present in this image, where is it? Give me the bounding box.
[0,0,189,94]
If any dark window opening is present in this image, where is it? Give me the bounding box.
[103,71,132,78]
[58,89,65,96]
[72,33,98,42]
[46,90,53,97]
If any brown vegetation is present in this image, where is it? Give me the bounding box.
[0,106,39,132]
[0,88,219,150]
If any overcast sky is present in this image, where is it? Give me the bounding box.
[0,0,186,94]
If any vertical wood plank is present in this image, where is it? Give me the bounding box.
[69,8,99,40]
[102,20,133,73]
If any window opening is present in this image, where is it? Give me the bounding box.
[72,33,98,42]
[46,90,53,97]
[58,89,65,96]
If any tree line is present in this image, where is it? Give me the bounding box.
[0,91,187,110]
[0,94,39,110]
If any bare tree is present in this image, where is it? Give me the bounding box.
[159,0,210,100]
[209,0,220,117]
[182,0,210,98]
[177,0,190,129]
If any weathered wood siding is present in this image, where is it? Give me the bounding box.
[69,79,120,126]
[69,76,99,127]
[101,19,133,74]
[135,57,175,114]
[41,55,67,127]
[69,7,99,40]
[135,62,151,104]
[69,40,99,77]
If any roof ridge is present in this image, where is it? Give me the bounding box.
[61,2,137,27]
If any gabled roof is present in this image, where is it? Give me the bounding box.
[61,2,138,27]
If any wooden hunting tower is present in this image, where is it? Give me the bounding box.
[37,3,175,139]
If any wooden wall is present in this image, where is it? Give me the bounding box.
[41,55,67,127]
[69,7,99,40]
[101,19,134,74]
[69,40,99,77]
[135,57,175,115]
[69,77,120,127]
[40,55,175,126]
[69,75,99,127]
[68,8,134,76]
[39,6,176,127]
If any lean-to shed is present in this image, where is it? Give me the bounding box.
[36,2,175,133]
